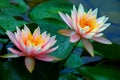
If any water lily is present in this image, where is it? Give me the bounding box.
[58,4,112,57]
[1,25,59,73]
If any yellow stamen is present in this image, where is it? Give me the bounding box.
[22,32,45,47]
[79,14,99,33]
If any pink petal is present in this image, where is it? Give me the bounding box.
[77,25,85,34]
[71,11,79,32]
[97,16,105,24]
[59,12,72,28]
[94,33,103,37]
[82,33,96,39]
[41,43,51,52]
[58,30,72,36]
[35,55,60,62]
[31,45,41,55]
[86,9,92,17]
[70,32,80,42]
[42,34,50,47]
[73,5,77,16]
[15,34,26,53]
[0,53,20,58]
[41,46,58,55]
[25,57,35,73]
[91,8,98,17]
[42,35,56,48]
[34,46,58,56]
[46,46,58,53]
[16,27,22,36]
[42,31,47,38]
[97,23,111,33]
[24,25,31,33]
[66,14,73,27]
[8,48,25,56]
[97,16,108,26]
[25,46,33,56]
[49,40,57,48]
[48,35,56,42]
[6,31,22,51]
[93,37,112,44]
[82,38,94,57]
[36,43,51,55]
[78,4,84,20]
[33,27,40,38]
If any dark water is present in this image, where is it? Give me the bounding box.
[69,0,120,44]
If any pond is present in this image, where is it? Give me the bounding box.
[0,0,120,80]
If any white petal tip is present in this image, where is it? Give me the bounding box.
[58,12,63,16]
[91,53,94,57]
[106,41,112,44]
[73,5,76,9]
[58,11,61,14]
[6,30,10,34]
[93,37,112,44]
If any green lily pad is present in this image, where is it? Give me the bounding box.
[59,73,83,80]
[0,0,11,9]
[0,61,31,80]
[93,42,120,60]
[0,14,27,35]
[29,1,72,21]
[64,54,82,68]
[79,65,120,80]
[0,0,28,16]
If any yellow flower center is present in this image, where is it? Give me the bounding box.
[79,14,99,32]
[22,32,45,47]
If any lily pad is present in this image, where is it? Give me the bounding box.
[0,14,27,35]
[29,1,72,21]
[0,61,31,80]
[0,0,29,16]
[93,42,120,61]
[79,65,120,80]
[64,54,82,68]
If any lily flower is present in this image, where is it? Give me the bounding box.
[58,4,112,57]
[1,25,59,73]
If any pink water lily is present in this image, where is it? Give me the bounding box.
[1,25,59,73]
[58,4,112,57]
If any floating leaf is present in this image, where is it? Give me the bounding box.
[93,42,120,60]
[0,61,31,80]
[64,54,82,68]
[0,0,11,9]
[79,65,120,80]
[29,1,72,21]
[59,73,83,80]
[0,14,27,35]
[0,0,29,16]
